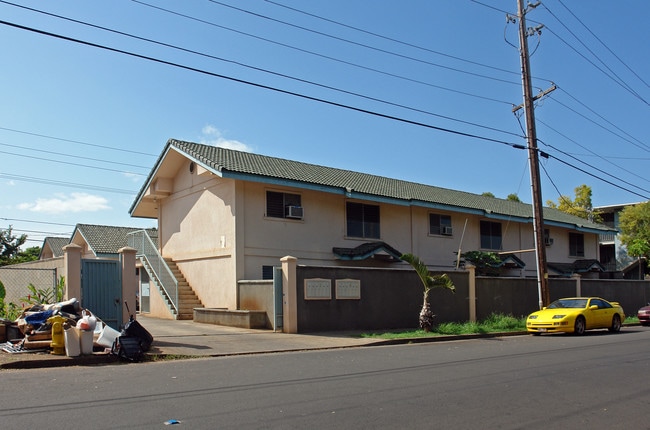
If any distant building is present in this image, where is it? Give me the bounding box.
[596,202,647,279]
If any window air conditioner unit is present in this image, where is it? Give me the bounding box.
[442,226,453,235]
[544,237,554,246]
[285,205,304,219]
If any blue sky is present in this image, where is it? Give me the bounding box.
[1,0,648,248]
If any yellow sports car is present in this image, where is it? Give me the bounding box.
[527,297,624,335]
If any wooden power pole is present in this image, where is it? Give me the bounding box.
[516,0,550,308]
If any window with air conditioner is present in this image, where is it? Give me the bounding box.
[266,191,302,219]
[429,213,452,236]
[544,228,553,246]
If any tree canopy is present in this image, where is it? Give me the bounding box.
[0,226,38,266]
[618,201,650,259]
[546,184,602,223]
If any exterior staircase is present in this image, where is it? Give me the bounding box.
[164,258,203,320]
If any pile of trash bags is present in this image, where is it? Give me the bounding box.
[1,298,151,361]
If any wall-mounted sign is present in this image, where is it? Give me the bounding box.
[336,279,361,299]
[304,278,332,300]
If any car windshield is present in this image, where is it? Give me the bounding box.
[547,298,588,309]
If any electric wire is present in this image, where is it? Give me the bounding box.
[0,126,157,157]
[542,3,638,98]
[0,217,75,227]
[1,0,520,137]
[130,0,515,106]
[0,5,646,204]
[547,94,650,153]
[536,118,650,186]
[537,135,650,193]
[554,0,649,89]
[0,173,138,194]
[263,0,522,79]
[0,148,146,177]
[205,0,524,87]
[541,147,649,200]
[0,19,526,149]
[554,89,649,151]
[542,25,648,107]
[0,142,152,171]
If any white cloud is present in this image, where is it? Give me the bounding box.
[123,172,143,182]
[200,125,254,152]
[17,193,110,214]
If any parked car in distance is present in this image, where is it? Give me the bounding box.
[527,297,624,335]
[638,304,650,326]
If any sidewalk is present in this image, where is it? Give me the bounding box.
[0,315,386,369]
[1,315,533,370]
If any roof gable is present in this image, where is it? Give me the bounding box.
[131,139,613,233]
[71,224,158,256]
[39,237,70,259]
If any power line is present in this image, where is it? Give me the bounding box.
[264,0,522,79]
[1,0,520,137]
[543,150,649,200]
[536,117,650,185]
[0,217,76,227]
[0,148,147,177]
[0,141,152,170]
[542,25,649,107]
[555,0,649,89]
[0,126,157,157]
[553,89,649,151]
[0,8,646,201]
[205,0,524,87]
[130,0,516,105]
[0,173,138,194]
[0,18,526,149]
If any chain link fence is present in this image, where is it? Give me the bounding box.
[0,267,57,306]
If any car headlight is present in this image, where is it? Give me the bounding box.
[528,315,537,319]
[552,315,566,319]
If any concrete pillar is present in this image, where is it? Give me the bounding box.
[63,243,82,302]
[467,265,476,322]
[572,273,582,297]
[281,256,298,334]
[119,246,138,325]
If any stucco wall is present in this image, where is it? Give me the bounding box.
[154,158,604,312]
[159,161,238,309]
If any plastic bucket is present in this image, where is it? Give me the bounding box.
[64,326,80,357]
[79,329,93,355]
[96,325,121,349]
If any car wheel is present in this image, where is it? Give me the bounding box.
[574,316,586,335]
[609,314,621,332]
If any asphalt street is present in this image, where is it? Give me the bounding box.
[1,326,648,429]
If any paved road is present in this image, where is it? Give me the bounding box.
[1,327,648,429]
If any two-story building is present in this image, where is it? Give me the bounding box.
[129,139,614,318]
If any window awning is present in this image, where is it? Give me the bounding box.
[548,259,605,277]
[332,241,402,262]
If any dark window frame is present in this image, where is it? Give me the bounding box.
[480,220,502,250]
[266,190,302,219]
[569,232,585,257]
[429,213,453,236]
[346,202,380,239]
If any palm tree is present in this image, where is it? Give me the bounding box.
[402,253,456,332]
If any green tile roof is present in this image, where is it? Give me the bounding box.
[74,224,158,255]
[40,236,70,258]
[135,139,612,233]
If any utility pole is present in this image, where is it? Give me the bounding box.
[516,0,550,308]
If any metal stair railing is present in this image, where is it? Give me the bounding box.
[128,230,178,315]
